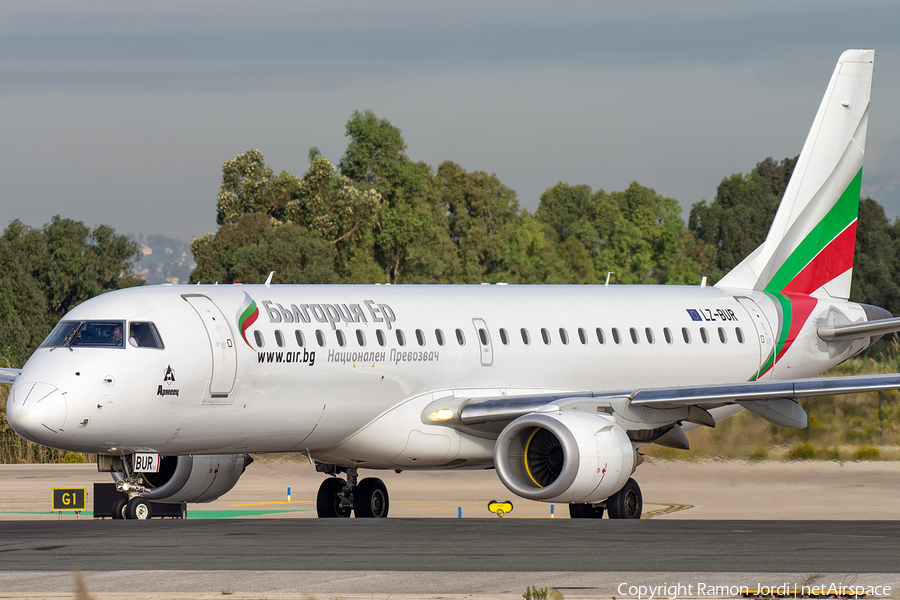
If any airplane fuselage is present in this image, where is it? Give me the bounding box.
[9,283,867,468]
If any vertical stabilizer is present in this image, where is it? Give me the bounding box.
[716,50,874,300]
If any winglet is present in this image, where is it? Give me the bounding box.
[0,368,21,386]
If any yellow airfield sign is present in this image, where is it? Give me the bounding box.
[52,487,86,511]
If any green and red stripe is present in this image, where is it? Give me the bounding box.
[752,168,862,380]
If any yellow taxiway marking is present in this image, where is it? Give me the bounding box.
[226,500,311,507]
[642,503,693,518]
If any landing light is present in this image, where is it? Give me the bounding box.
[426,408,454,422]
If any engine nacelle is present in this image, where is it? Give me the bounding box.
[494,411,636,504]
[117,454,251,503]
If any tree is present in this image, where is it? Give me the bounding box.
[190,213,337,285]
[434,161,524,282]
[689,156,797,277]
[339,110,408,192]
[851,198,900,313]
[0,217,143,368]
[535,182,597,244]
[338,111,454,284]
[216,149,278,226]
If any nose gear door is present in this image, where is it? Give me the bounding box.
[182,294,237,398]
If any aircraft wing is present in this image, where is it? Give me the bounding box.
[456,373,900,428]
[0,368,22,386]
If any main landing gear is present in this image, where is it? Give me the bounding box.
[315,465,390,518]
[568,477,643,519]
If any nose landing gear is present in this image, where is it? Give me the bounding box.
[109,454,156,520]
[315,465,390,518]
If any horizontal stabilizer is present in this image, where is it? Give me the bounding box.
[817,316,900,341]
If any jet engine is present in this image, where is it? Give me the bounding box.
[114,454,251,503]
[494,411,636,504]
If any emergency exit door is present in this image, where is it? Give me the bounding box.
[472,318,493,366]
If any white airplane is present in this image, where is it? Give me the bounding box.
[3,49,898,520]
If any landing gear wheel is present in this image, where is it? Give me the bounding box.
[606,478,642,519]
[316,477,352,518]
[111,497,127,520]
[126,497,153,520]
[354,478,389,518]
[569,503,605,518]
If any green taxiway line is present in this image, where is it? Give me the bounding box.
[187,509,309,519]
[1,509,310,518]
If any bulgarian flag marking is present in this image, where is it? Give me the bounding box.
[237,292,259,349]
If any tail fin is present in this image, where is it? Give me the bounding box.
[716,49,874,300]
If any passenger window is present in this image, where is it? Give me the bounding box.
[295,330,306,347]
[541,328,551,345]
[396,329,406,346]
[478,328,488,346]
[274,330,285,347]
[596,328,606,344]
[735,327,745,344]
[356,329,366,346]
[128,322,164,349]
[559,328,569,345]
[718,327,727,343]
[682,327,691,344]
[336,330,347,347]
[663,327,673,344]
[456,328,466,345]
[254,330,265,348]
[435,329,445,346]
[416,329,426,346]
[612,328,621,344]
[700,327,710,344]
[521,328,531,345]
[645,327,655,344]
[499,328,510,345]
[578,327,587,345]
[629,328,639,344]
[376,329,386,347]
[316,330,326,347]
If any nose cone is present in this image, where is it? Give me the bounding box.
[7,382,68,441]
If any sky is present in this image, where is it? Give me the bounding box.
[2,1,899,244]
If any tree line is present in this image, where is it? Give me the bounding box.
[4,108,900,462]
[4,109,900,369]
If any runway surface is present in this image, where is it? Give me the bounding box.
[3,460,900,596]
[2,519,899,572]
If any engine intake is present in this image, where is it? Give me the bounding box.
[494,411,636,504]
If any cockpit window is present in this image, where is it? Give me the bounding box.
[73,321,125,347]
[41,321,126,348]
[129,322,164,349]
[40,321,81,347]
